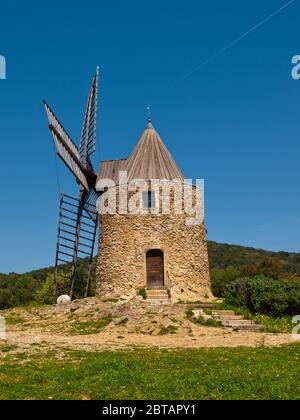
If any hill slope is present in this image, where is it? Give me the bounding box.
[207,241,300,274]
[3,241,300,279]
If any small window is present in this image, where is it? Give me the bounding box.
[142,191,156,209]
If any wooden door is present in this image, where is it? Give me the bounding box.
[146,250,164,289]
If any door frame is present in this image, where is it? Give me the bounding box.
[144,247,167,290]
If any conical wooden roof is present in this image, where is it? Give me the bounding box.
[96,122,184,189]
[126,122,184,181]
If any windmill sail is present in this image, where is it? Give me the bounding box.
[44,68,100,299]
[54,192,98,298]
[44,100,90,191]
[79,67,99,166]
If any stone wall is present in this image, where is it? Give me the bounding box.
[96,183,212,302]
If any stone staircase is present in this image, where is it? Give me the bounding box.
[192,309,263,332]
[211,310,263,331]
[147,289,170,304]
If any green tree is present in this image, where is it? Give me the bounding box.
[241,256,286,280]
[210,267,242,297]
[0,273,41,309]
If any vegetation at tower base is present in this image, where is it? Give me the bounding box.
[0,241,300,311]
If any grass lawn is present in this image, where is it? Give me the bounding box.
[0,344,300,400]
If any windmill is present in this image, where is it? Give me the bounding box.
[44,67,99,299]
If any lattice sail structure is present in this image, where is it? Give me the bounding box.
[44,68,100,299]
[44,101,91,191]
[79,67,99,166]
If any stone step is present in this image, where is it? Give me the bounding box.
[185,303,218,309]
[147,289,168,295]
[147,299,170,305]
[147,288,169,303]
[147,290,168,295]
[189,308,264,332]
[222,320,257,327]
[212,315,245,321]
[147,295,169,299]
[231,324,263,332]
[211,310,235,316]
[147,289,169,300]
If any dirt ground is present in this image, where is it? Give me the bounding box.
[0,296,294,356]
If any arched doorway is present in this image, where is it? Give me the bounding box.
[146,249,164,289]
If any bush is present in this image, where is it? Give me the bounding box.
[137,288,147,300]
[210,267,242,297]
[36,274,57,305]
[224,276,300,317]
[252,314,292,334]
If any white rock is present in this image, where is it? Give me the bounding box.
[57,295,71,305]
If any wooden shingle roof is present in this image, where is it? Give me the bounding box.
[96,123,184,189]
[97,159,127,184]
[126,123,184,181]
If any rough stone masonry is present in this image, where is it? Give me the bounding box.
[96,123,213,303]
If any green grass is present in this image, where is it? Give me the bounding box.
[158,325,178,335]
[0,344,18,353]
[0,345,300,400]
[186,310,223,328]
[69,316,112,335]
[4,315,27,326]
[203,309,213,316]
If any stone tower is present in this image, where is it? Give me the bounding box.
[95,122,212,302]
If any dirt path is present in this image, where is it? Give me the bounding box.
[4,328,294,352]
[0,297,294,356]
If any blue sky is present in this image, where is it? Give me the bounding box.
[0,0,299,273]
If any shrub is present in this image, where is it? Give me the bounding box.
[210,267,242,297]
[137,288,147,300]
[252,315,292,334]
[36,274,57,305]
[224,276,300,317]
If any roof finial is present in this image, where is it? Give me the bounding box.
[147,105,152,122]
[146,105,153,129]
